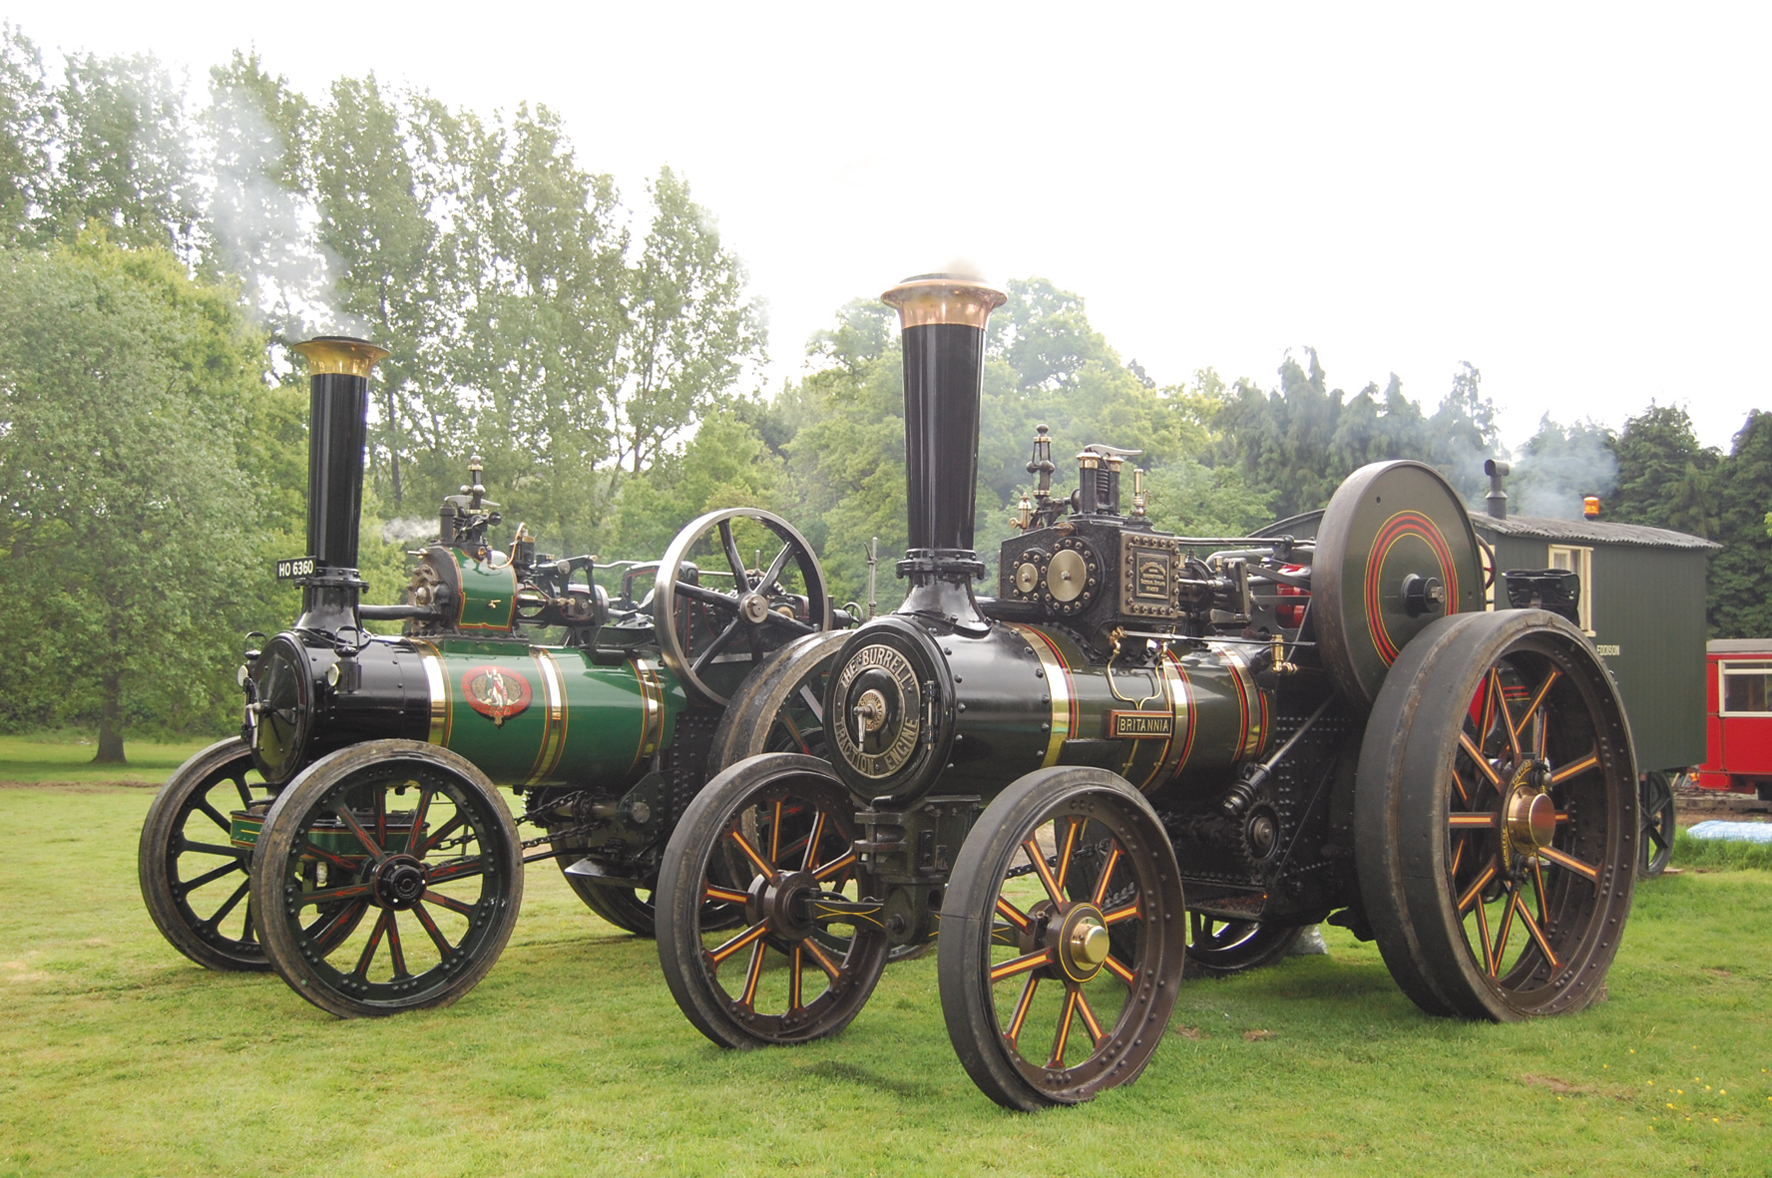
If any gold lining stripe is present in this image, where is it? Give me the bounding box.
[1013,625,1072,767]
[411,639,450,747]
[526,648,567,785]
[627,659,652,775]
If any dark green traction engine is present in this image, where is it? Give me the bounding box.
[138,336,841,1016]
[655,276,1641,1110]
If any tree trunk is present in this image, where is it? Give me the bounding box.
[94,671,126,764]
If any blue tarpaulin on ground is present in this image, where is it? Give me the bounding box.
[1685,820,1772,843]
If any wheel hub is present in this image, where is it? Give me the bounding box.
[1051,902,1110,983]
[749,869,818,940]
[1501,759,1556,862]
[373,855,427,910]
[739,591,771,625]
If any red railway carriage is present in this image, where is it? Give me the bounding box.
[1696,638,1772,800]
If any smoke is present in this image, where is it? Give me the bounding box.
[1506,416,1619,519]
[205,84,368,339]
[380,516,437,544]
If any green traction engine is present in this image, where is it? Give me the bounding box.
[138,337,850,1016]
[652,275,1642,1110]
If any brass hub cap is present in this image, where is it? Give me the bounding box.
[1052,903,1110,983]
[1500,760,1556,862]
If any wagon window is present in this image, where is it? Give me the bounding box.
[1546,545,1594,634]
[1721,666,1772,715]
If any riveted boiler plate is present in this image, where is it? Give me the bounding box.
[1313,460,1484,711]
[1046,549,1088,603]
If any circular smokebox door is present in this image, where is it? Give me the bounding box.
[823,617,955,806]
[1313,460,1485,711]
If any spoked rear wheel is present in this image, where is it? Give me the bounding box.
[1638,770,1676,878]
[1356,610,1636,1021]
[249,740,523,1017]
[1184,915,1304,978]
[657,753,888,1047]
[939,767,1186,1110]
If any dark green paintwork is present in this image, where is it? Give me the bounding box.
[449,550,520,633]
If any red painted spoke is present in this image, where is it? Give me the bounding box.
[297,839,358,872]
[779,712,812,755]
[293,882,373,910]
[727,828,779,882]
[1091,844,1123,906]
[307,899,366,945]
[768,799,785,864]
[422,888,475,916]
[1053,818,1081,893]
[1490,891,1519,976]
[704,884,750,905]
[1023,839,1064,906]
[424,856,486,885]
[411,901,454,959]
[332,805,384,859]
[375,787,387,846]
[1458,860,1498,913]
[1459,734,1504,788]
[386,913,409,978]
[789,946,804,1010]
[708,922,768,967]
[353,910,391,978]
[1006,974,1040,1046]
[1102,899,1143,926]
[1102,953,1136,987]
[996,896,1031,931]
[1515,900,1560,970]
[812,850,857,883]
[1048,988,1080,1069]
[1075,988,1107,1046]
[406,788,435,850]
[417,813,464,857]
[740,941,766,1008]
[802,938,842,981]
[990,949,1052,983]
[801,811,826,872]
[1539,845,1600,882]
[1449,813,1497,829]
[1551,752,1600,785]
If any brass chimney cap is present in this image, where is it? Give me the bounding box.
[881,273,1007,330]
[293,336,391,378]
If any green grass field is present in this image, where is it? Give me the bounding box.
[2,755,1769,1176]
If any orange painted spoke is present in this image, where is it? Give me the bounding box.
[780,712,811,755]
[1053,819,1081,892]
[1517,669,1560,736]
[1449,813,1497,829]
[1516,901,1560,970]
[768,799,785,864]
[411,901,453,958]
[1024,839,1064,906]
[1495,675,1523,763]
[1479,669,1498,746]
[1450,768,1472,805]
[789,946,804,1010]
[1459,734,1504,788]
[422,889,475,916]
[996,896,1031,931]
[1551,752,1600,785]
[1539,845,1600,881]
[1102,899,1143,926]
[1048,988,1079,1069]
[801,810,826,872]
[1102,953,1136,987]
[708,921,768,966]
[740,941,766,1007]
[1075,989,1107,1047]
[1530,858,1550,925]
[1458,861,1498,913]
[1091,844,1123,906]
[294,882,373,909]
[990,949,1053,983]
[704,884,750,905]
[802,938,842,981]
[727,828,779,882]
[1006,974,1040,1046]
[1491,892,1519,976]
[1451,838,1465,877]
[333,806,384,859]
[354,910,391,978]
[386,914,409,977]
[812,850,857,882]
[1472,891,1495,975]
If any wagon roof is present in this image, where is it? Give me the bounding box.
[1469,514,1720,551]
[1708,638,1772,655]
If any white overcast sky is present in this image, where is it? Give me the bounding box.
[10,2,1769,452]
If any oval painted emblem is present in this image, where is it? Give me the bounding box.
[462,665,532,726]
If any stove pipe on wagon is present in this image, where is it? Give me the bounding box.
[289,336,390,633]
[880,274,1007,632]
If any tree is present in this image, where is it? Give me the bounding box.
[0,236,266,760]
[1506,416,1618,519]
[1608,402,1720,538]
[0,24,50,244]
[1707,411,1772,639]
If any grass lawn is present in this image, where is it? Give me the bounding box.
[0,734,213,784]
[0,763,1767,1175]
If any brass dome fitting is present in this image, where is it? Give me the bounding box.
[292,336,391,377]
[881,274,1007,329]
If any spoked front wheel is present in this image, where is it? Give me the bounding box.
[939,767,1186,1110]
[1638,770,1676,878]
[656,753,888,1047]
[249,740,524,1017]
[1184,915,1304,978]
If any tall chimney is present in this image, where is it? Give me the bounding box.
[881,274,1006,630]
[1484,458,1510,519]
[290,336,390,633]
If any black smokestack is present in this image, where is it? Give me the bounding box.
[881,273,1006,629]
[290,336,389,631]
